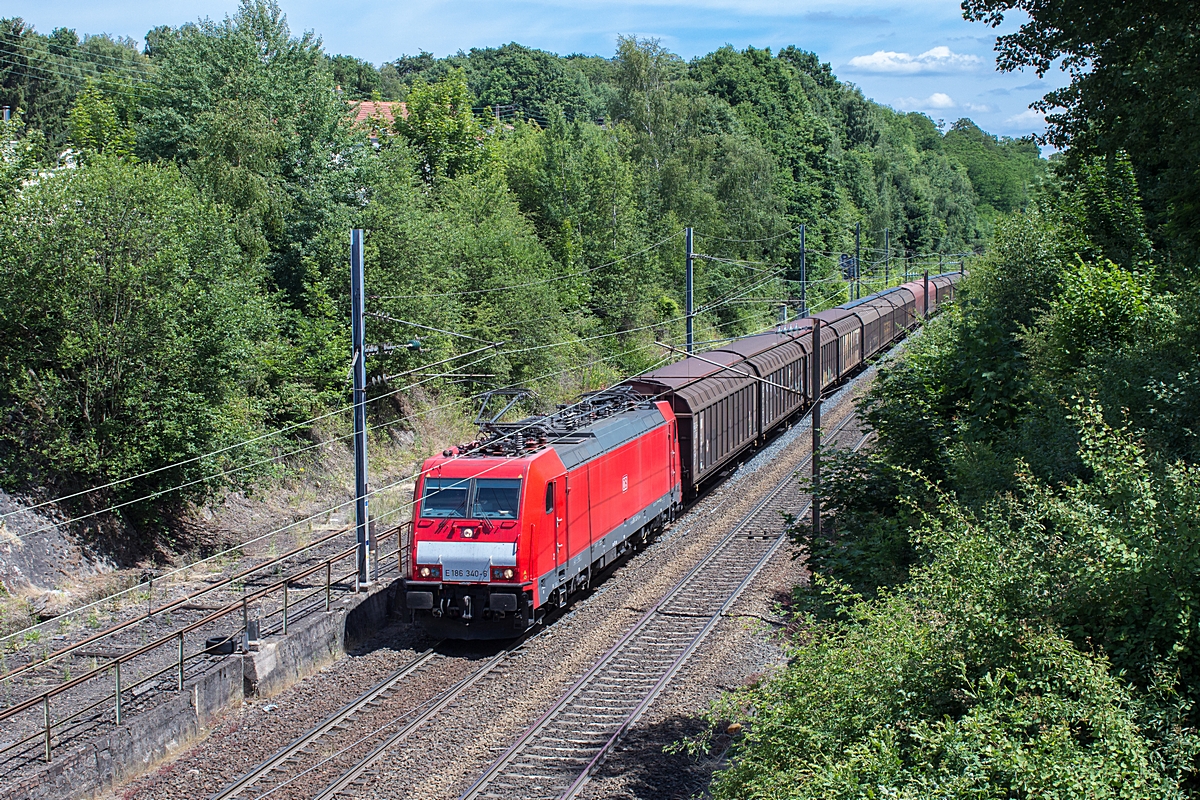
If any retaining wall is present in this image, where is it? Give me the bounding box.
[2,580,399,800]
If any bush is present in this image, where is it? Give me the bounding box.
[0,157,286,522]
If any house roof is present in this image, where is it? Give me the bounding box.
[351,100,407,126]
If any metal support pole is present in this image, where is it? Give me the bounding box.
[811,319,822,538]
[371,520,379,581]
[685,227,695,354]
[799,224,807,316]
[325,562,332,610]
[854,222,861,300]
[923,270,930,318]
[147,578,152,619]
[242,596,248,640]
[177,632,185,691]
[939,252,944,275]
[43,696,51,762]
[884,229,890,288]
[351,229,371,587]
[114,660,122,725]
[282,581,289,635]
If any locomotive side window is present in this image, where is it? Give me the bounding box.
[545,481,555,514]
[473,479,522,518]
[421,478,470,518]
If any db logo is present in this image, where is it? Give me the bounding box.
[621,475,628,492]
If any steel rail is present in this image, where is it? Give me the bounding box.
[310,648,513,800]
[0,524,354,684]
[458,411,861,800]
[0,524,414,771]
[1,539,413,766]
[208,646,444,800]
[560,427,874,800]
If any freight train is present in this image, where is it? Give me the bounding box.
[400,273,960,638]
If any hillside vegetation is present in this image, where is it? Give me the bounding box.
[702,0,1200,796]
[0,4,1042,545]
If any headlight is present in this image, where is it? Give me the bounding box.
[419,566,430,578]
[491,566,517,581]
[417,565,440,579]
[461,527,475,538]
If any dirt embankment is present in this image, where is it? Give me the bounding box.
[0,394,477,638]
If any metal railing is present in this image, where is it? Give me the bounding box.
[0,521,412,766]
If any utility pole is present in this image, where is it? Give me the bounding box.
[685,227,695,354]
[854,222,861,300]
[939,252,944,275]
[884,228,890,288]
[810,318,821,538]
[923,269,930,319]
[350,229,371,587]
[799,224,807,316]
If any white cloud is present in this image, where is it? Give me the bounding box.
[1006,109,1045,125]
[897,93,957,111]
[847,46,982,74]
[964,102,994,113]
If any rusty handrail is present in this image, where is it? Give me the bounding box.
[0,544,357,725]
[0,521,410,767]
[0,525,353,685]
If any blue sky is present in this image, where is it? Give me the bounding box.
[10,0,1067,142]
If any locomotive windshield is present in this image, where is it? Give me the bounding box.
[472,479,521,518]
[420,478,470,518]
[420,477,522,519]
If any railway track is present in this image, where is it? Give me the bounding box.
[459,411,869,800]
[208,406,865,800]
[206,639,519,800]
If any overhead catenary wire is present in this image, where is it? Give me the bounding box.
[6,269,780,538]
[369,229,684,300]
[0,336,676,646]
[3,230,688,521]
[365,311,498,345]
[0,341,500,523]
[0,34,157,75]
[0,269,899,647]
[693,223,806,244]
[0,53,166,102]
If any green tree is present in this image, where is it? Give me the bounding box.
[0,109,43,196]
[393,68,483,184]
[137,0,358,309]
[0,157,284,522]
[67,80,137,159]
[961,0,1200,255]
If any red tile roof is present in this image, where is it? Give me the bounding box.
[351,100,407,126]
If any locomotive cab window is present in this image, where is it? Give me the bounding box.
[545,481,555,514]
[473,479,522,519]
[421,478,469,518]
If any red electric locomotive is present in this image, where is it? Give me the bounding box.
[402,389,682,639]
[401,271,963,639]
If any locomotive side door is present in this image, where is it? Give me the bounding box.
[668,422,677,494]
[546,476,566,570]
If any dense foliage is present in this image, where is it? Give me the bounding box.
[962,0,1200,256]
[0,1,1042,541]
[703,2,1200,788]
